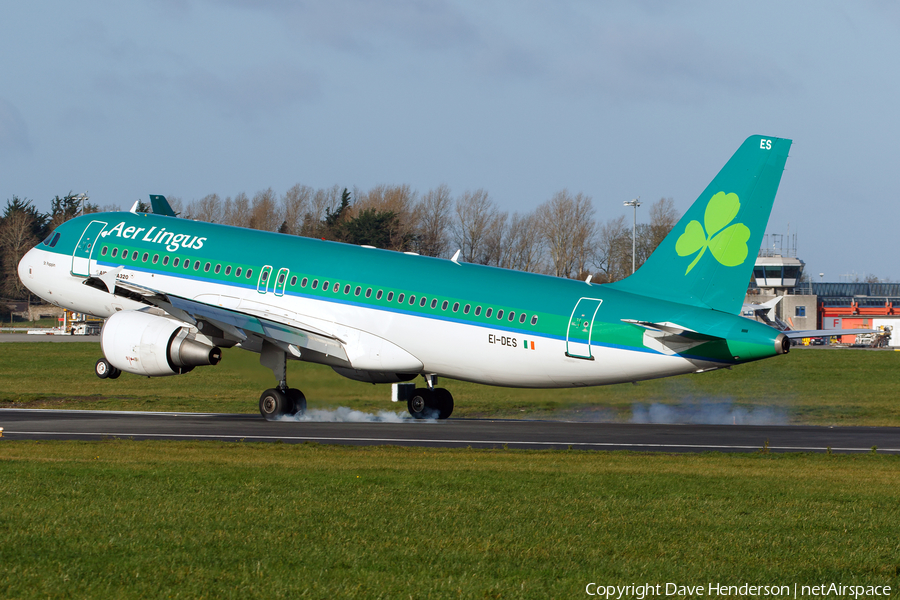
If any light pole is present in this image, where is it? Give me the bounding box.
[623,197,641,274]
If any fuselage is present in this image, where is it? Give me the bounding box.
[19,211,783,388]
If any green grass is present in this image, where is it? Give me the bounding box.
[2,342,900,425]
[1,442,898,599]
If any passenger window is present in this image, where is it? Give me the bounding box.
[152,254,159,264]
[386,291,393,301]
[376,290,383,300]
[430,299,437,309]
[101,247,108,256]
[497,309,503,320]
[204,263,211,272]
[225,266,232,275]
[508,311,515,322]
[184,260,190,269]
[163,256,169,266]
[132,251,139,261]
[474,306,481,316]
[442,301,449,311]
[174,257,180,267]
[355,286,361,296]
[323,280,329,291]
[333,283,339,292]
[300,277,308,287]
[215,265,221,274]
[409,295,416,305]
[261,271,269,282]
[464,304,470,314]
[398,293,405,303]
[246,269,253,278]
[366,288,372,298]
[453,302,459,312]
[236,267,242,277]
[112,248,118,257]
[420,297,427,307]
[344,284,351,294]
[289,275,296,286]
[531,315,538,326]
[519,313,526,324]
[278,272,286,285]
[142,252,149,262]
[486,308,493,318]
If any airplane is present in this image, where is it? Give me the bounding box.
[19,134,793,421]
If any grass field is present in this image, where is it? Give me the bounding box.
[1,441,898,599]
[1,342,900,425]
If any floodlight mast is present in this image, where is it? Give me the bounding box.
[73,192,89,216]
[624,197,641,274]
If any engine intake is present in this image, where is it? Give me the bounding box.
[101,310,221,377]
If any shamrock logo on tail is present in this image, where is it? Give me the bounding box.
[675,192,750,274]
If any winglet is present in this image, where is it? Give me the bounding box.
[149,195,178,217]
[450,249,461,265]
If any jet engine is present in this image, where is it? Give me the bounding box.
[101,309,222,377]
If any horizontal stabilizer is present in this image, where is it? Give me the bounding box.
[622,319,723,341]
[782,329,876,339]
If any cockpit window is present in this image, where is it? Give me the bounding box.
[42,232,61,248]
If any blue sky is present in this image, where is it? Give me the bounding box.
[3,1,898,280]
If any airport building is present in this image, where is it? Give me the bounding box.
[744,236,899,346]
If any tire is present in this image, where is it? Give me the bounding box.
[259,388,291,421]
[95,358,112,379]
[433,388,454,420]
[286,388,307,415]
[408,388,433,419]
[108,367,122,379]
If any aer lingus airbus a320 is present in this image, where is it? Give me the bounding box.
[19,135,793,420]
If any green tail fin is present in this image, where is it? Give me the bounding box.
[149,194,178,217]
[609,135,792,314]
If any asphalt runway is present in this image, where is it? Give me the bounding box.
[1,409,898,453]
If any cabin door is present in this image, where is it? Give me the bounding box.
[565,297,603,360]
[71,220,108,277]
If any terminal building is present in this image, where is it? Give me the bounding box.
[743,235,898,346]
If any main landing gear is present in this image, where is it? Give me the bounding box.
[94,358,121,380]
[258,341,307,421]
[407,375,453,420]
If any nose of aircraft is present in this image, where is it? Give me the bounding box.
[17,246,41,297]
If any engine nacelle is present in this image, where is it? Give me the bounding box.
[331,367,417,384]
[101,310,222,377]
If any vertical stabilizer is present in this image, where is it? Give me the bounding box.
[609,135,792,314]
[149,194,178,217]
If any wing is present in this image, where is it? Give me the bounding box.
[102,275,352,367]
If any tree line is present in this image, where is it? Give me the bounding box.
[1,186,681,307]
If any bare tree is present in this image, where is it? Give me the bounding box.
[301,185,343,238]
[594,215,630,283]
[190,193,223,223]
[0,210,39,298]
[452,189,501,265]
[281,184,312,235]
[413,184,453,257]
[249,188,281,231]
[223,192,251,227]
[501,211,544,273]
[537,190,596,278]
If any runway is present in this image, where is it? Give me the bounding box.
[2,409,899,453]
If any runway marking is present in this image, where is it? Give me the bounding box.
[5,430,899,453]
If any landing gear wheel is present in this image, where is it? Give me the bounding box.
[408,388,433,419]
[259,388,292,421]
[108,366,122,379]
[433,388,454,420]
[95,358,113,379]
[286,388,307,416]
